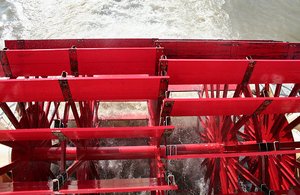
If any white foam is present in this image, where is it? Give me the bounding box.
[1,0,232,41]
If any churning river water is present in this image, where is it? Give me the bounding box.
[1,0,300,47]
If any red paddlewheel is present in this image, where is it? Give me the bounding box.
[197,83,298,194]
[1,39,300,195]
[13,103,51,182]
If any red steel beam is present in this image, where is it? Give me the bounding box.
[156,39,300,59]
[0,76,168,102]
[0,48,162,77]
[6,39,300,59]
[5,38,157,49]
[30,146,158,160]
[0,126,174,141]
[0,178,177,194]
[59,179,177,194]
[0,103,20,129]
[6,141,298,161]
[162,59,300,84]
[162,97,300,116]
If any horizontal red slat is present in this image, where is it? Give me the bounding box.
[163,97,300,116]
[4,49,70,77]
[6,39,300,59]
[164,59,300,84]
[5,38,156,49]
[0,79,63,102]
[250,60,300,84]
[164,59,247,84]
[157,40,300,59]
[0,179,177,194]
[60,179,177,194]
[2,48,160,77]
[31,146,158,160]
[77,48,158,75]
[0,126,174,141]
[0,76,168,102]
[68,76,166,101]
[0,181,52,194]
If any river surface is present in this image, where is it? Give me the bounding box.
[0,0,300,194]
[1,0,300,48]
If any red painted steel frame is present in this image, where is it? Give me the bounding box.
[0,48,162,77]
[162,59,300,84]
[0,76,168,102]
[162,97,300,116]
[0,126,175,141]
[1,38,300,195]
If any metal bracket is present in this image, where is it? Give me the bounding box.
[52,130,67,141]
[155,41,161,48]
[0,49,13,77]
[166,145,177,156]
[159,59,168,76]
[161,101,174,117]
[58,72,73,101]
[288,43,296,59]
[230,42,239,58]
[165,171,176,185]
[253,100,273,115]
[260,184,274,195]
[258,142,280,152]
[54,119,64,128]
[16,40,25,49]
[273,141,280,151]
[163,125,173,137]
[69,46,79,76]
[242,56,256,86]
[167,174,175,185]
[159,78,169,99]
[259,142,269,152]
[52,171,68,191]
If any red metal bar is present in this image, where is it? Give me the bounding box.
[0,126,174,141]
[6,141,298,161]
[162,97,300,116]
[66,160,84,176]
[161,59,300,84]
[69,101,82,127]
[274,84,282,97]
[0,160,21,176]
[60,141,66,173]
[0,181,53,194]
[59,178,177,194]
[0,102,19,129]
[156,39,300,59]
[5,38,157,49]
[0,49,13,78]
[0,179,178,194]
[30,146,156,160]
[1,48,161,77]
[0,76,168,102]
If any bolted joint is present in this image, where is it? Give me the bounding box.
[163,126,173,137]
[52,130,67,141]
[53,172,68,191]
[159,78,169,98]
[159,60,168,76]
[0,49,13,77]
[260,184,274,195]
[161,101,174,117]
[69,46,79,76]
